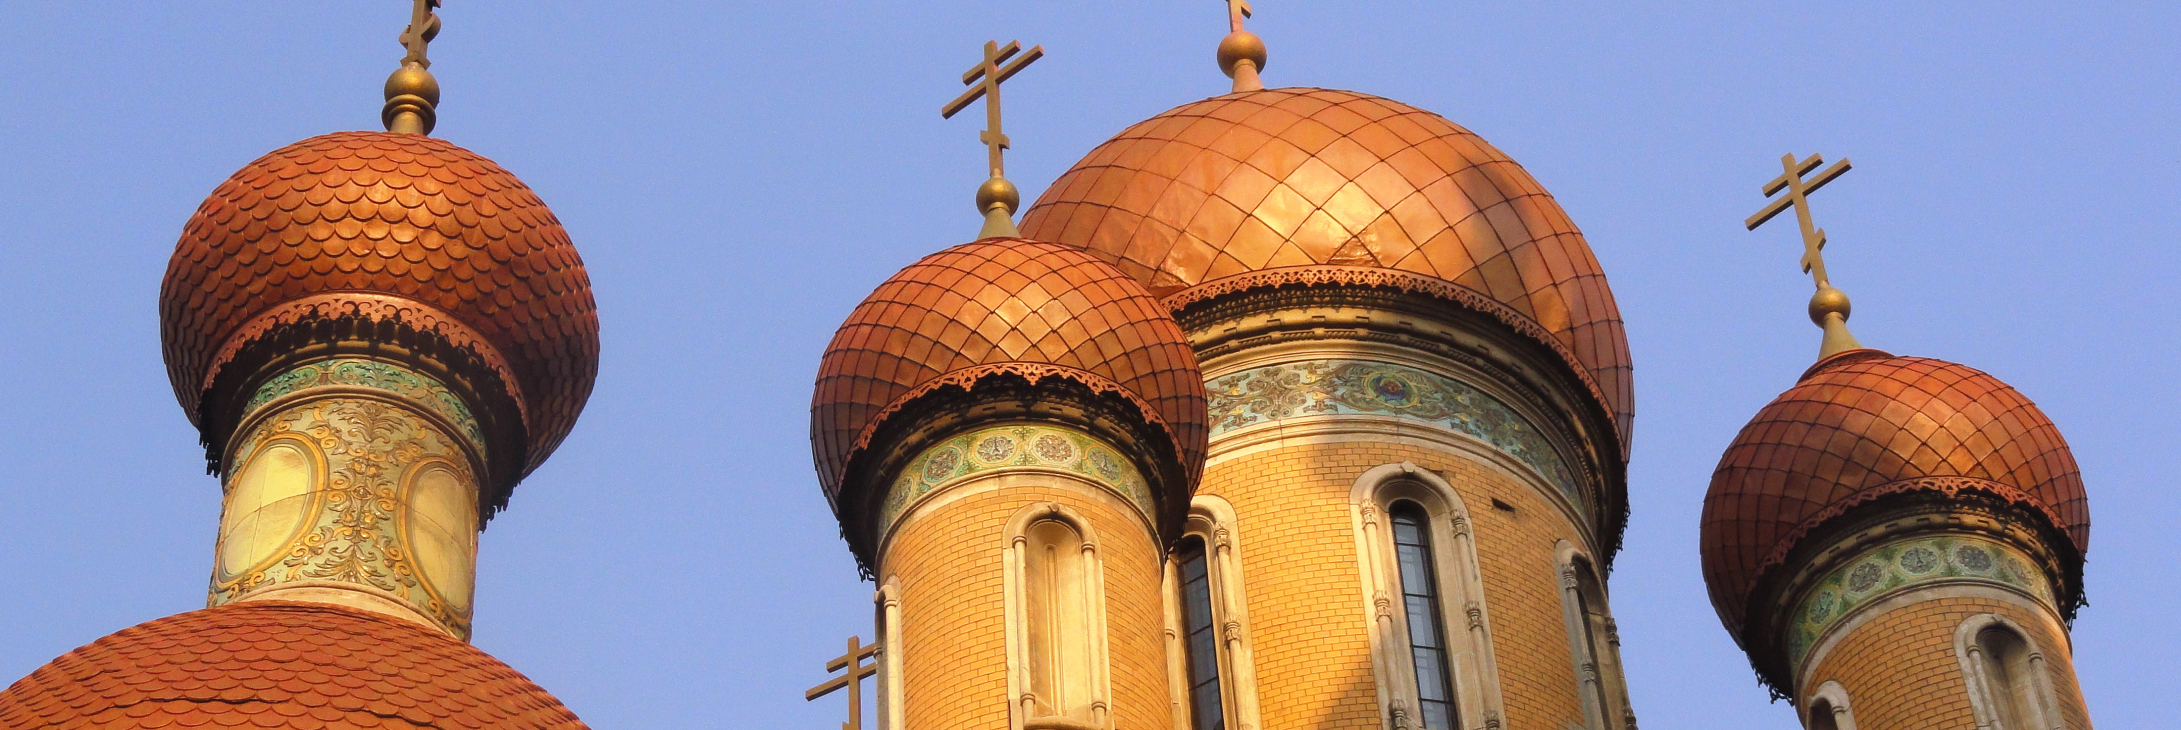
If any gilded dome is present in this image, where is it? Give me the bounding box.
[159,131,599,488]
[811,238,1207,508]
[1019,88,1631,455]
[1700,351,2089,636]
[0,601,587,730]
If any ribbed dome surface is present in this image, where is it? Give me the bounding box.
[1701,352,2089,634]
[0,601,587,730]
[160,131,599,474]
[812,238,1207,503]
[1019,87,1630,455]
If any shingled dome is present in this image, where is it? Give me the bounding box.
[1019,87,1631,458]
[1701,351,2090,637]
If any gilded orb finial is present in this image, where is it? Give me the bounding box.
[383,0,443,135]
[942,40,1043,239]
[1217,0,1266,92]
[1747,152,1863,359]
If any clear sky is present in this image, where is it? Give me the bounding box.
[1,2,2172,728]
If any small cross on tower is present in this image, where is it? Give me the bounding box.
[1745,152,1865,359]
[399,0,443,69]
[942,40,1045,180]
[1226,0,1254,33]
[805,635,880,730]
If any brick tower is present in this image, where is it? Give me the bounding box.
[1702,224,2093,726]
[1012,19,1641,730]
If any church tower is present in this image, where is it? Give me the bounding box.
[1701,156,2093,729]
[1014,10,1639,730]
[0,3,597,728]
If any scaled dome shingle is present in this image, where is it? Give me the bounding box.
[1700,352,2089,635]
[812,238,1208,505]
[0,601,587,730]
[1020,87,1631,456]
[159,131,600,479]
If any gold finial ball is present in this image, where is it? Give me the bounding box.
[977,176,1020,215]
[1808,285,1852,326]
[1217,31,1268,78]
[384,64,440,106]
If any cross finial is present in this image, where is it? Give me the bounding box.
[942,40,1043,239]
[1746,152,1864,360]
[383,0,444,135]
[805,636,881,730]
[1216,0,1267,92]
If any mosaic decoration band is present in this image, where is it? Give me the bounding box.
[246,357,486,457]
[881,425,1153,537]
[214,396,480,638]
[1788,534,2053,665]
[1205,359,1578,500]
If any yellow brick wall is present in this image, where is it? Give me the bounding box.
[1199,439,1595,730]
[886,480,1171,730]
[1801,595,2089,730]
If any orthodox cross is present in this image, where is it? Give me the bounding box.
[1744,152,1852,288]
[942,40,1045,179]
[399,0,443,69]
[1225,0,1254,33]
[804,635,880,730]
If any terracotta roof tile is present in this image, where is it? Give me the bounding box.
[0,602,586,730]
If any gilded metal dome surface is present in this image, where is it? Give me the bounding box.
[1700,351,2089,635]
[0,601,588,730]
[1018,87,1632,456]
[811,238,1208,506]
[160,131,599,480]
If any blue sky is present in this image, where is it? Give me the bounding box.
[1,2,2172,728]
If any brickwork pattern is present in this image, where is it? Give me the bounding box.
[1200,439,1593,730]
[1803,596,2088,730]
[887,482,1169,730]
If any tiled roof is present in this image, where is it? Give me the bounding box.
[1701,352,2089,635]
[1019,87,1631,458]
[159,131,599,479]
[0,601,588,730]
[812,238,1207,506]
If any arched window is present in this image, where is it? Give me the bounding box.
[1555,543,1633,730]
[1350,463,1504,730]
[1954,614,2062,730]
[1004,503,1112,730]
[1163,496,1261,730]
[1805,680,1856,730]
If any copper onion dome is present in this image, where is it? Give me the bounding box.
[1700,350,2089,639]
[0,602,588,730]
[812,238,1208,543]
[159,131,599,508]
[1018,88,1632,458]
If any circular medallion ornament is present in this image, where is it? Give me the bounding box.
[1847,561,1885,593]
[1368,373,1416,407]
[1033,434,1075,463]
[1806,590,1837,623]
[976,435,1017,464]
[923,448,962,483]
[1956,545,1994,572]
[1089,449,1123,481]
[1899,546,1939,575]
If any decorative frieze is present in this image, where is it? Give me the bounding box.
[1206,359,1576,499]
[880,425,1151,536]
[246,357,485,456]
[1788,534,2052,664]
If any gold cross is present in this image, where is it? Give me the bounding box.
[398,0,442,69]
[942,40,1044,179]
[1745,152,1853,288]
[805,636,880,730]
[1226,0,1254,33]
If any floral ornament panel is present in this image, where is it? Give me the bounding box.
[247,357,485,456]
[881,425,1152,536]
[1206,359,1577,498]
[213,397,479,638]
[1788,534,2052,664]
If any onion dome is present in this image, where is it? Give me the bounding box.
[0,601,587,729]
[812,238,1208,561]
[1018,88,1632,460]
[1701,350,2089,640]
[159,131,599,510]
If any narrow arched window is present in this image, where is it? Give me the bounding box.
[1977,626,2040,730]
[1562,559,1630,728]
[1807,698,1839,730]
[1024,518,1097,721]
[1176,536,1226,730]
[1391,501,1460,729]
